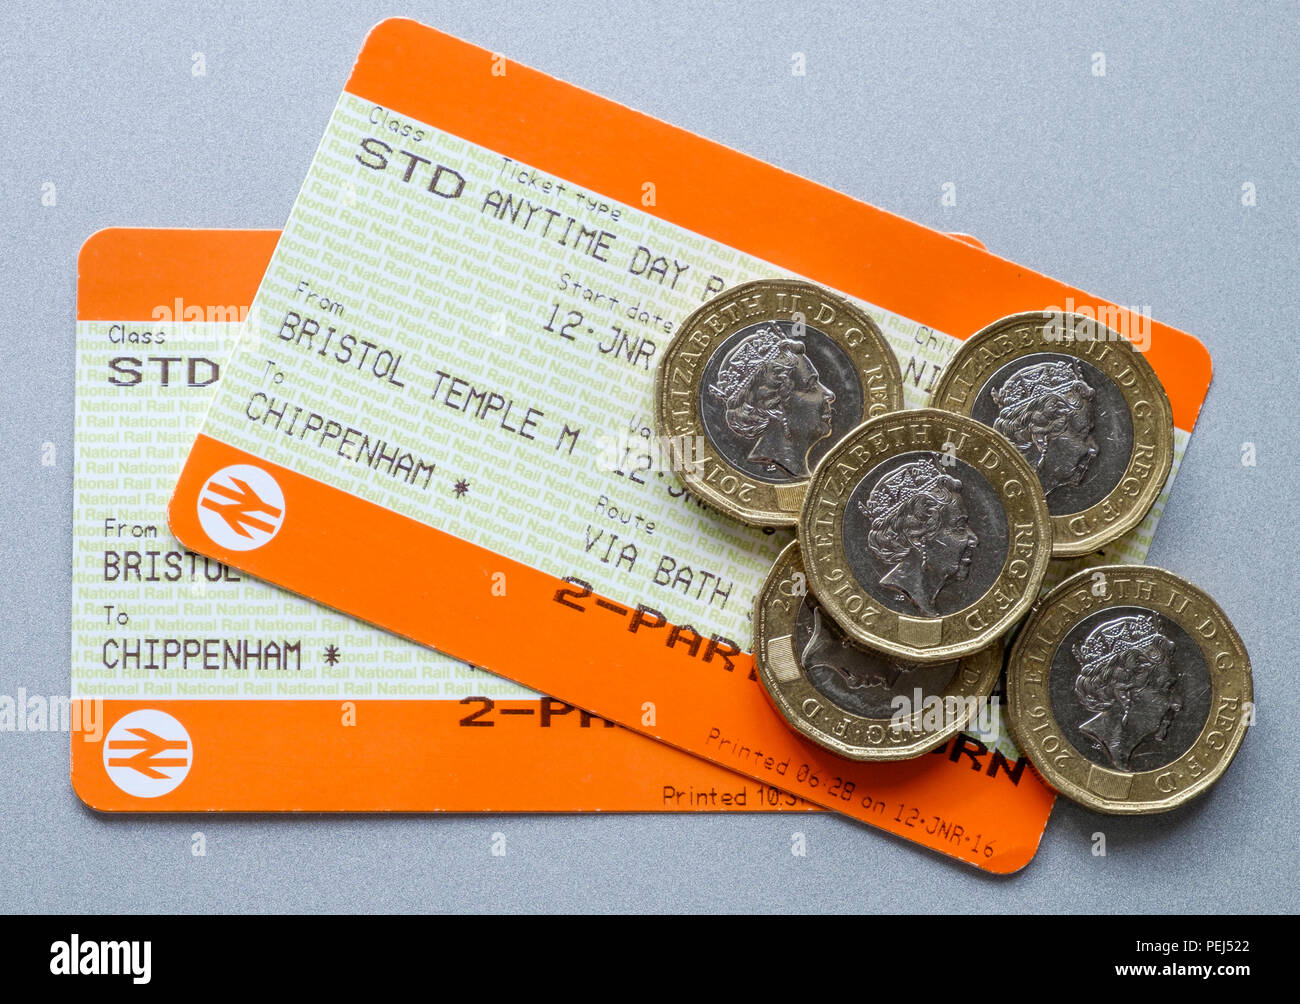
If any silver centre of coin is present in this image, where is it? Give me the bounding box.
[841,451,1010,618]
[698,320,864,483]
[795,600,957,718]
[1048,605,1211,772]
[971,352,1133,516]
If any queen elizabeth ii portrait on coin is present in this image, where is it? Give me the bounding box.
[706,325,837,479]
[796,602,957,719]
[802,604,909,692]
[992,358,1099,498]
[1071,613,1182,771]
[858,457,980,617]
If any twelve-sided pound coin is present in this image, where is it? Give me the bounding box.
[798,408,1052,662]
[1006,565,1252,814]
[655,279,903,527]
[755,542,1002,760]
[930,311,1174,556]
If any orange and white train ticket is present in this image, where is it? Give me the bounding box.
[74,227,812,815]
[167,21,1211,871]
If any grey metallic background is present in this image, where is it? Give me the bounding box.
[1,1,1296,913]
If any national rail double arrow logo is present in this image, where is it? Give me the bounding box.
[103,709,193,798]
[196,463,286,551]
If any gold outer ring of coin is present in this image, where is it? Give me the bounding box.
[1005,564,1252,815]
[754,541,1002,761]
[798,408,1053,663]
[654,278,903,527]
[929,311,1175,557]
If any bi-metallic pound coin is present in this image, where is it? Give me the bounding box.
[655,279,903,527]
[797,408,1052,663]
[1006,565,1251,814]
[929,311,1174,557]
[755,542,1002,760]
